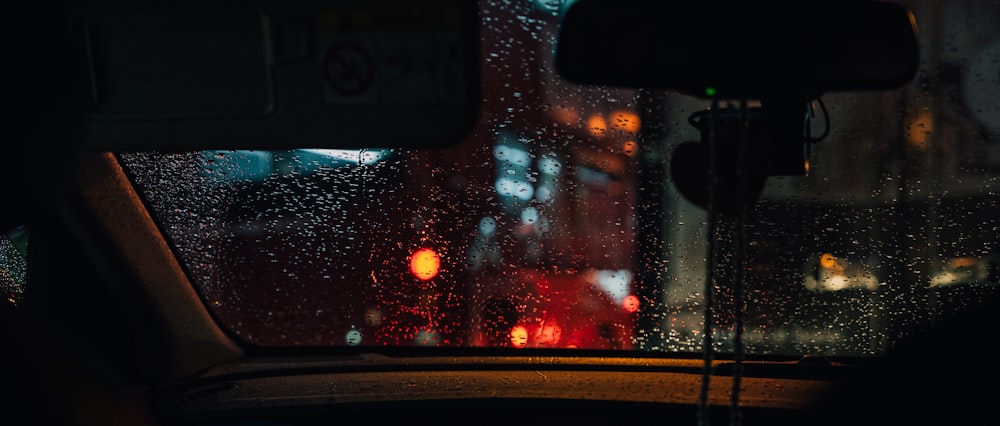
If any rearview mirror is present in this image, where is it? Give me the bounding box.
[555,0,919,99]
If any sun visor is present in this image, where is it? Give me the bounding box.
[76,0,480,152]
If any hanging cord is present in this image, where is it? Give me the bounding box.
[728,100,751,426]
[699,97,821,426]
[697,98,721,426]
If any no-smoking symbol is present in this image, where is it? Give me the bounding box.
[324,40,374,97]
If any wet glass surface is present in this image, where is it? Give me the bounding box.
[120,0,1000,356]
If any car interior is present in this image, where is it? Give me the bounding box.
[3,0,999,425]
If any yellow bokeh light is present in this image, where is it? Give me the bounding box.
[509,325,528,348]
[409,247,440,281]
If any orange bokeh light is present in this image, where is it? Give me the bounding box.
[622,140,638,157]
[820,253,837,269]
[906,109,933,149]
[611,110,641,133]
[587,114,607,137]
[409,247,440,280]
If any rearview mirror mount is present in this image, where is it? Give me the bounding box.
[556,0,920,212]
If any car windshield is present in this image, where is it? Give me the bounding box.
[117,0,999,358]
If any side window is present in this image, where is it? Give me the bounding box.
[1,226,28,307]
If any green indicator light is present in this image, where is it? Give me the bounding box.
[705,87,717,97]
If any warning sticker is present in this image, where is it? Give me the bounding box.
[324,40,375,98]
[317,5,469,105]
